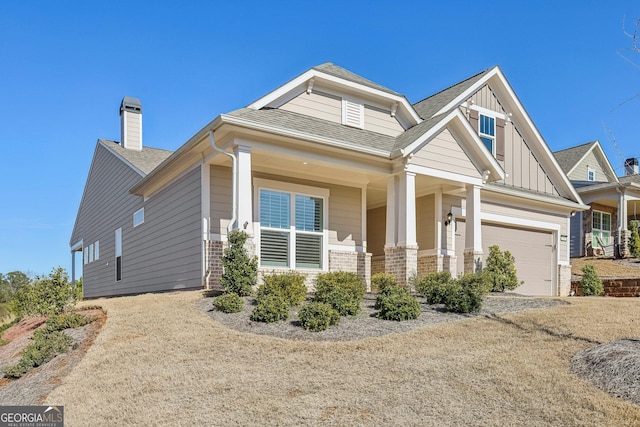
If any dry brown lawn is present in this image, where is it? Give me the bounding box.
[45,291,640,426]
[571,257,640,277]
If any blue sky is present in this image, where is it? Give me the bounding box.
[1,1,639,276]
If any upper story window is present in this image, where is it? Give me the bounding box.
[587,167,595,182]
[133,208,145,227]
[479,114,496,154]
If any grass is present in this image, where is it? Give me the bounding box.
[571,257,640,277]
[45,291,640,426]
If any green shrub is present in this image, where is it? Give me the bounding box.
[10,267,77,317]
[298,302,340,332]
[371,273,397,293]
[250,294,289,323]
[484,245,522,292]
[213,293,244,313]
[3,329,72,379]
[630,222,640,258]
[376,287,421,321]
[580,264,604,296]
[46,313,92,331]
[0,318,19,347]
[257,272,307,306]
[220,230,258,297]
[442,274,488,313]
[313,272,365,316]
[414,271,452,304]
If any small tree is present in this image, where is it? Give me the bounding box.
[220,230,258,296]
[580,264,604,296]
[629,222,640,258]
[483,245,522,292]
[10,267,76,317]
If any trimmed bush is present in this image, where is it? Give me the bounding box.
[257,272,307,306]
[250,294,289,323]
[484,245,522,292]
[313,272,365,316]
[442,273,488,313]
[220,230,258,297]
[3,329,72,379]
[299,302,340,332]
[213,293,244,313]
[376,287,421,321]
[414,271,452,304]
[371,273,397,293]
[580,265,604,296]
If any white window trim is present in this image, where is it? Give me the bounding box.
[587,167,595,182]
[592,210,611,248]
[83,247,88,265]
[253,178,329,271]
[479,113,496,156]
[94,241,100,261]
[133,207,145,227]
[88,243,94,263]
[468,104,507,120]
[115,228,122,282]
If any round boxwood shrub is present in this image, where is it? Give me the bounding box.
[299,302,340,332]
[250,294,289,323]
[414,271,452,304]
[442,274,488,313]
[313,272,365,316]
[580,264,604,296]
[376,286,421,321]
[257,271,307,306]
[213,293,244,313]
[371,273,397,294]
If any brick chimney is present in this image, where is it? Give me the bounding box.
[120,97,142,151]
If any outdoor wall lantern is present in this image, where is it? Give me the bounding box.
[444,212,453,227]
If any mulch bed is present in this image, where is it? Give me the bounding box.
[197,293,566,342]
[0,309,106,405]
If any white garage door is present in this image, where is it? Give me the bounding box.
[455,221,555,296]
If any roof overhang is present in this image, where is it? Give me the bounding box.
[565,140,619,183]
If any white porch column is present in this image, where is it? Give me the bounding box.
[234,145,253,234]
[464,184,483,273]
[398,171,417,247]
[618,189,629,257]
[385,175,398,248]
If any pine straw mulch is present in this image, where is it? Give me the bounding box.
[0,308,106,405]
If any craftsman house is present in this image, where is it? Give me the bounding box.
[71,63,587,298]
[554,141,640,257]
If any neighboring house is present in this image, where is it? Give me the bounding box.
[71,63,587,298]
[554,141,640,258]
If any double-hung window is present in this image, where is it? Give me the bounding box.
[258,183,326,270]
[592,211,611,248]
[587,168,595,182]
[479,114,495,154]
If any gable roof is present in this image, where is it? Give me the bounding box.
[99,139,173,175]
[553,140,618,183]
[312,62,401,96]
[412,68,493,119]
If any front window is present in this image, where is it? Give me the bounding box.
[592,211,611,248]
[259,188,324,269]
[479,114,495,154]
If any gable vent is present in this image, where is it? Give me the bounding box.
[342,98,364,129]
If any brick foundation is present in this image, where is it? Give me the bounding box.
[371,256,385,276]
[463,250,483,274]
[205,240,226,289]
[558,264,571,296]
[417,254,443,275]
[571,277,640,297]
[385,245,418,288]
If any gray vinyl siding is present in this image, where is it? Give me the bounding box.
[568,150,612,182]
[409,128,481,178]
[74,142,201,298]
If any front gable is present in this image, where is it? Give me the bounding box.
[566,142,618,185]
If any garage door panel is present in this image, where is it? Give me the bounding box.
[455,221,554,296]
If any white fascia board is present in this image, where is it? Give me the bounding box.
[434,67,500,116]
[70,240,83,251]
[565,143,596,177]
[592,141,619,183]
[404,163,484,186]
[98,140,145,177]
[399,109,504,181]
[218,114,391,158]
[248,69,422,126]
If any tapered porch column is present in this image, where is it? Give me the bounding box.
[235,145,253,235]
[464,184,483,273]
[385,172,418,286]
[618,189,629,257]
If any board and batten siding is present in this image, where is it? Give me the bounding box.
[568,150,612,182]
[463,85,560,197]
[409,128,481,178]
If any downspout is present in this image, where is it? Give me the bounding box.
[615,186,625,258]
[208,130,237,233]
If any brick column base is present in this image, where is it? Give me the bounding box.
[558,264,571,296]
[463,249,483,274]
[385,245,418,288]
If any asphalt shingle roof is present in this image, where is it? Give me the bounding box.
[553,141,596,174]
[226,107,396,153]
[312,62,402,96]
[100,139,173,175]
